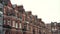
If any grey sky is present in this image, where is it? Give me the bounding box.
[10,0,60,24]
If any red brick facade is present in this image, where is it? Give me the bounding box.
[3,0,46,34]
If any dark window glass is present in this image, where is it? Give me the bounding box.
[23,23,28,31]
[22,25,27,32]
[33,29,35,34]
[0,8,2,11]
[20,16,22,19]
[23,32,26,34]
[24,26,27,31]
[39,30,41,34]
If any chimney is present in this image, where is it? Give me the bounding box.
[38,18,42,22]
[17,5,23,9]
[34,15,37,19]
[26,11,32,15]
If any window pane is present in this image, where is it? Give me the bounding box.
[16,23,18,28]
[12,21,15,27]
[19,23,21,28]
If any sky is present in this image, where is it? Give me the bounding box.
[10,0,60,24]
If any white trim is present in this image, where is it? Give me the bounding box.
[12,21,15,27]
[19,23,22,28]
[16,23,18,28]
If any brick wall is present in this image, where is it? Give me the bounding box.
[3,0,46,34]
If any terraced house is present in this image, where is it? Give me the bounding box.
[0,0,47,34]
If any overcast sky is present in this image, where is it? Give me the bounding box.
[10,0,60,24]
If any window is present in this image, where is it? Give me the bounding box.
[54,23,56,26]
[27,26,31,31]
[22,26,27,31]
[0,12,3,17]
[39,30,41,34]
[23,32,26,34]
[0,8,3,17]
[16,23,18,28]
[29,15,32,19]
[33,29,35,34]
[0,8,2,11]
[0,19,3,25]
[27,25,29,30]
[6,11,11,16]
[19,23,21,28]
[12,21,15,27]
[20,16,22,20]
[7,20,11,25]
[24,26,27,31]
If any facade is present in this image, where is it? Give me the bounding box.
[2,0,46,34]
[1,0,60,34]
[46,22,60,34]
[45,24,52,34]
[51,22,58,34]
[57,23,60,34]
[51,22,60,34]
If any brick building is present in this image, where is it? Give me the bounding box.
[51,22,60,34]
[46,22,60,34]
[0,0,47,34]
[45,24,52,34]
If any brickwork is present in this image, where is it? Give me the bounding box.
[2,0,47,34]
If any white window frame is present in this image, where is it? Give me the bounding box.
[12,21,15,27]
[7,20,10,25]
[19,23,22,28]
[16,23,18,28]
